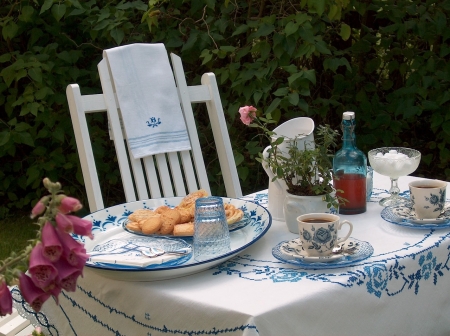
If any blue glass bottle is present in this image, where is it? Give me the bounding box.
[333,112,367,214]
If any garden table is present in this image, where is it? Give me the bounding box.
[12,172,450,336]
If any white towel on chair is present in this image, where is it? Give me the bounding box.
[103,43,191,159]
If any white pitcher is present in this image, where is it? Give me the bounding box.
[261,117,315,221]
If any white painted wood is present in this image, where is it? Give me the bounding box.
[14,324,35,336]
[0,314,30,336]
[66,47,242,212]
[0,309,18,326]
[201,72,242,198]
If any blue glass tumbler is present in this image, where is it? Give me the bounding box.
[193,197,231,261]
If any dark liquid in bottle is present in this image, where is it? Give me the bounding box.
[334,173,366,214]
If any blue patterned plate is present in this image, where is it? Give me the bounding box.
[381,204,450,229]
[272,238,373,269]
[73,197,271,281]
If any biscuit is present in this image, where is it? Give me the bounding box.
[177,189,208,210]
[224,204,244,224]
[141,215,163,234]
[126,221,141,232]
[128,209,156,222]
[173,222,194,236]
[176,207,193,223]
[159,208,182,235]
[155,205,170,214]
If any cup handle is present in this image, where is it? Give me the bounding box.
[336,220,353,244]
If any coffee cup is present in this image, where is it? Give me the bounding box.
[296,213,353,256]
[408,180,447,219]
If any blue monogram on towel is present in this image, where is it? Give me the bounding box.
[146,117,161,128]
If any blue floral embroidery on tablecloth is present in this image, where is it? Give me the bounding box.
[364,263,389,298]
[211,226,450,299]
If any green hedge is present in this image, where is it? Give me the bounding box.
[1,0,449,217]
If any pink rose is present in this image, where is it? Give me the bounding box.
[238,106,257,125]
[41,222,62,262]
[58,196,82,214]
[0,281,12,316]
[18,273,51,313]
[28,244,58,290]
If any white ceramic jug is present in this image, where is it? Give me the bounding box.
[261,117,315,221]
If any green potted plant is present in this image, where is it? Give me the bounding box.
[238,106,342,233]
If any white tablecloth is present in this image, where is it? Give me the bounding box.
[12,172,450,335]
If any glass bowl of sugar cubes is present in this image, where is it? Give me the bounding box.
[368,147,421,207]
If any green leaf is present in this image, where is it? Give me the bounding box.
[17,132,35,147]
[273,87,289,96]
[231,24,248,36]
[51,3,66,22]
[285,22,299,36]
[15,123,31,132]
[288,92,299,106]
[266,98,281,114]
[0,131,10,146]
[303,69,316,85]
[40,0,53,14]
[340,23,351,41]
[443,121,450,137]
[28,68,42,83]
[2,21,19,40]
[0,54,11,63]
[234,151,244,166]
[19,6,35,22]
[26,166,41,186]
[110,28,125,45]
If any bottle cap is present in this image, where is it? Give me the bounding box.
[343,111,355,120]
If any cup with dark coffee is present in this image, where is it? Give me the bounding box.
[408,180,447,219]
[296,213,353,256]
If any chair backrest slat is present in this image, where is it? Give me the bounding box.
[67,48,242,212]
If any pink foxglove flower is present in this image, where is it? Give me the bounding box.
[30,198,46,219]
[57,230,89,267]
[55,213,73,233]
[58,196,82,214]
[238,105,257,125]
[0,281,12,316]
[54,258,83,292]
[18,273,50,313]
[28,244,58,290]
[41,222,62,262]
[56,214,93,239]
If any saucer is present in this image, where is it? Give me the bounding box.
[390,202,450,224]
[278,238,345,263]
[381,203,450,229]
[272,238,374,269]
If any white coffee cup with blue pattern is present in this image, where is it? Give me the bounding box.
[409,180,447,219]
[297,213,353,256]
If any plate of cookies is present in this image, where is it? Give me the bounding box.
[123,191,248,237]
[75,191,272,281]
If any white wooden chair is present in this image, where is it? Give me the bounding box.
[0,304,34,336]
[67,52,242,212]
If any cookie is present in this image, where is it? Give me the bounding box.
[173,222,194,236]
[159,208,182,235]
[128,209,156,222]
[155,205,170,214]
[126,221,141,232]
[177,189,208,211]
[141,215,163,234]
[224,204,244,224]
[176,207,193,223]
